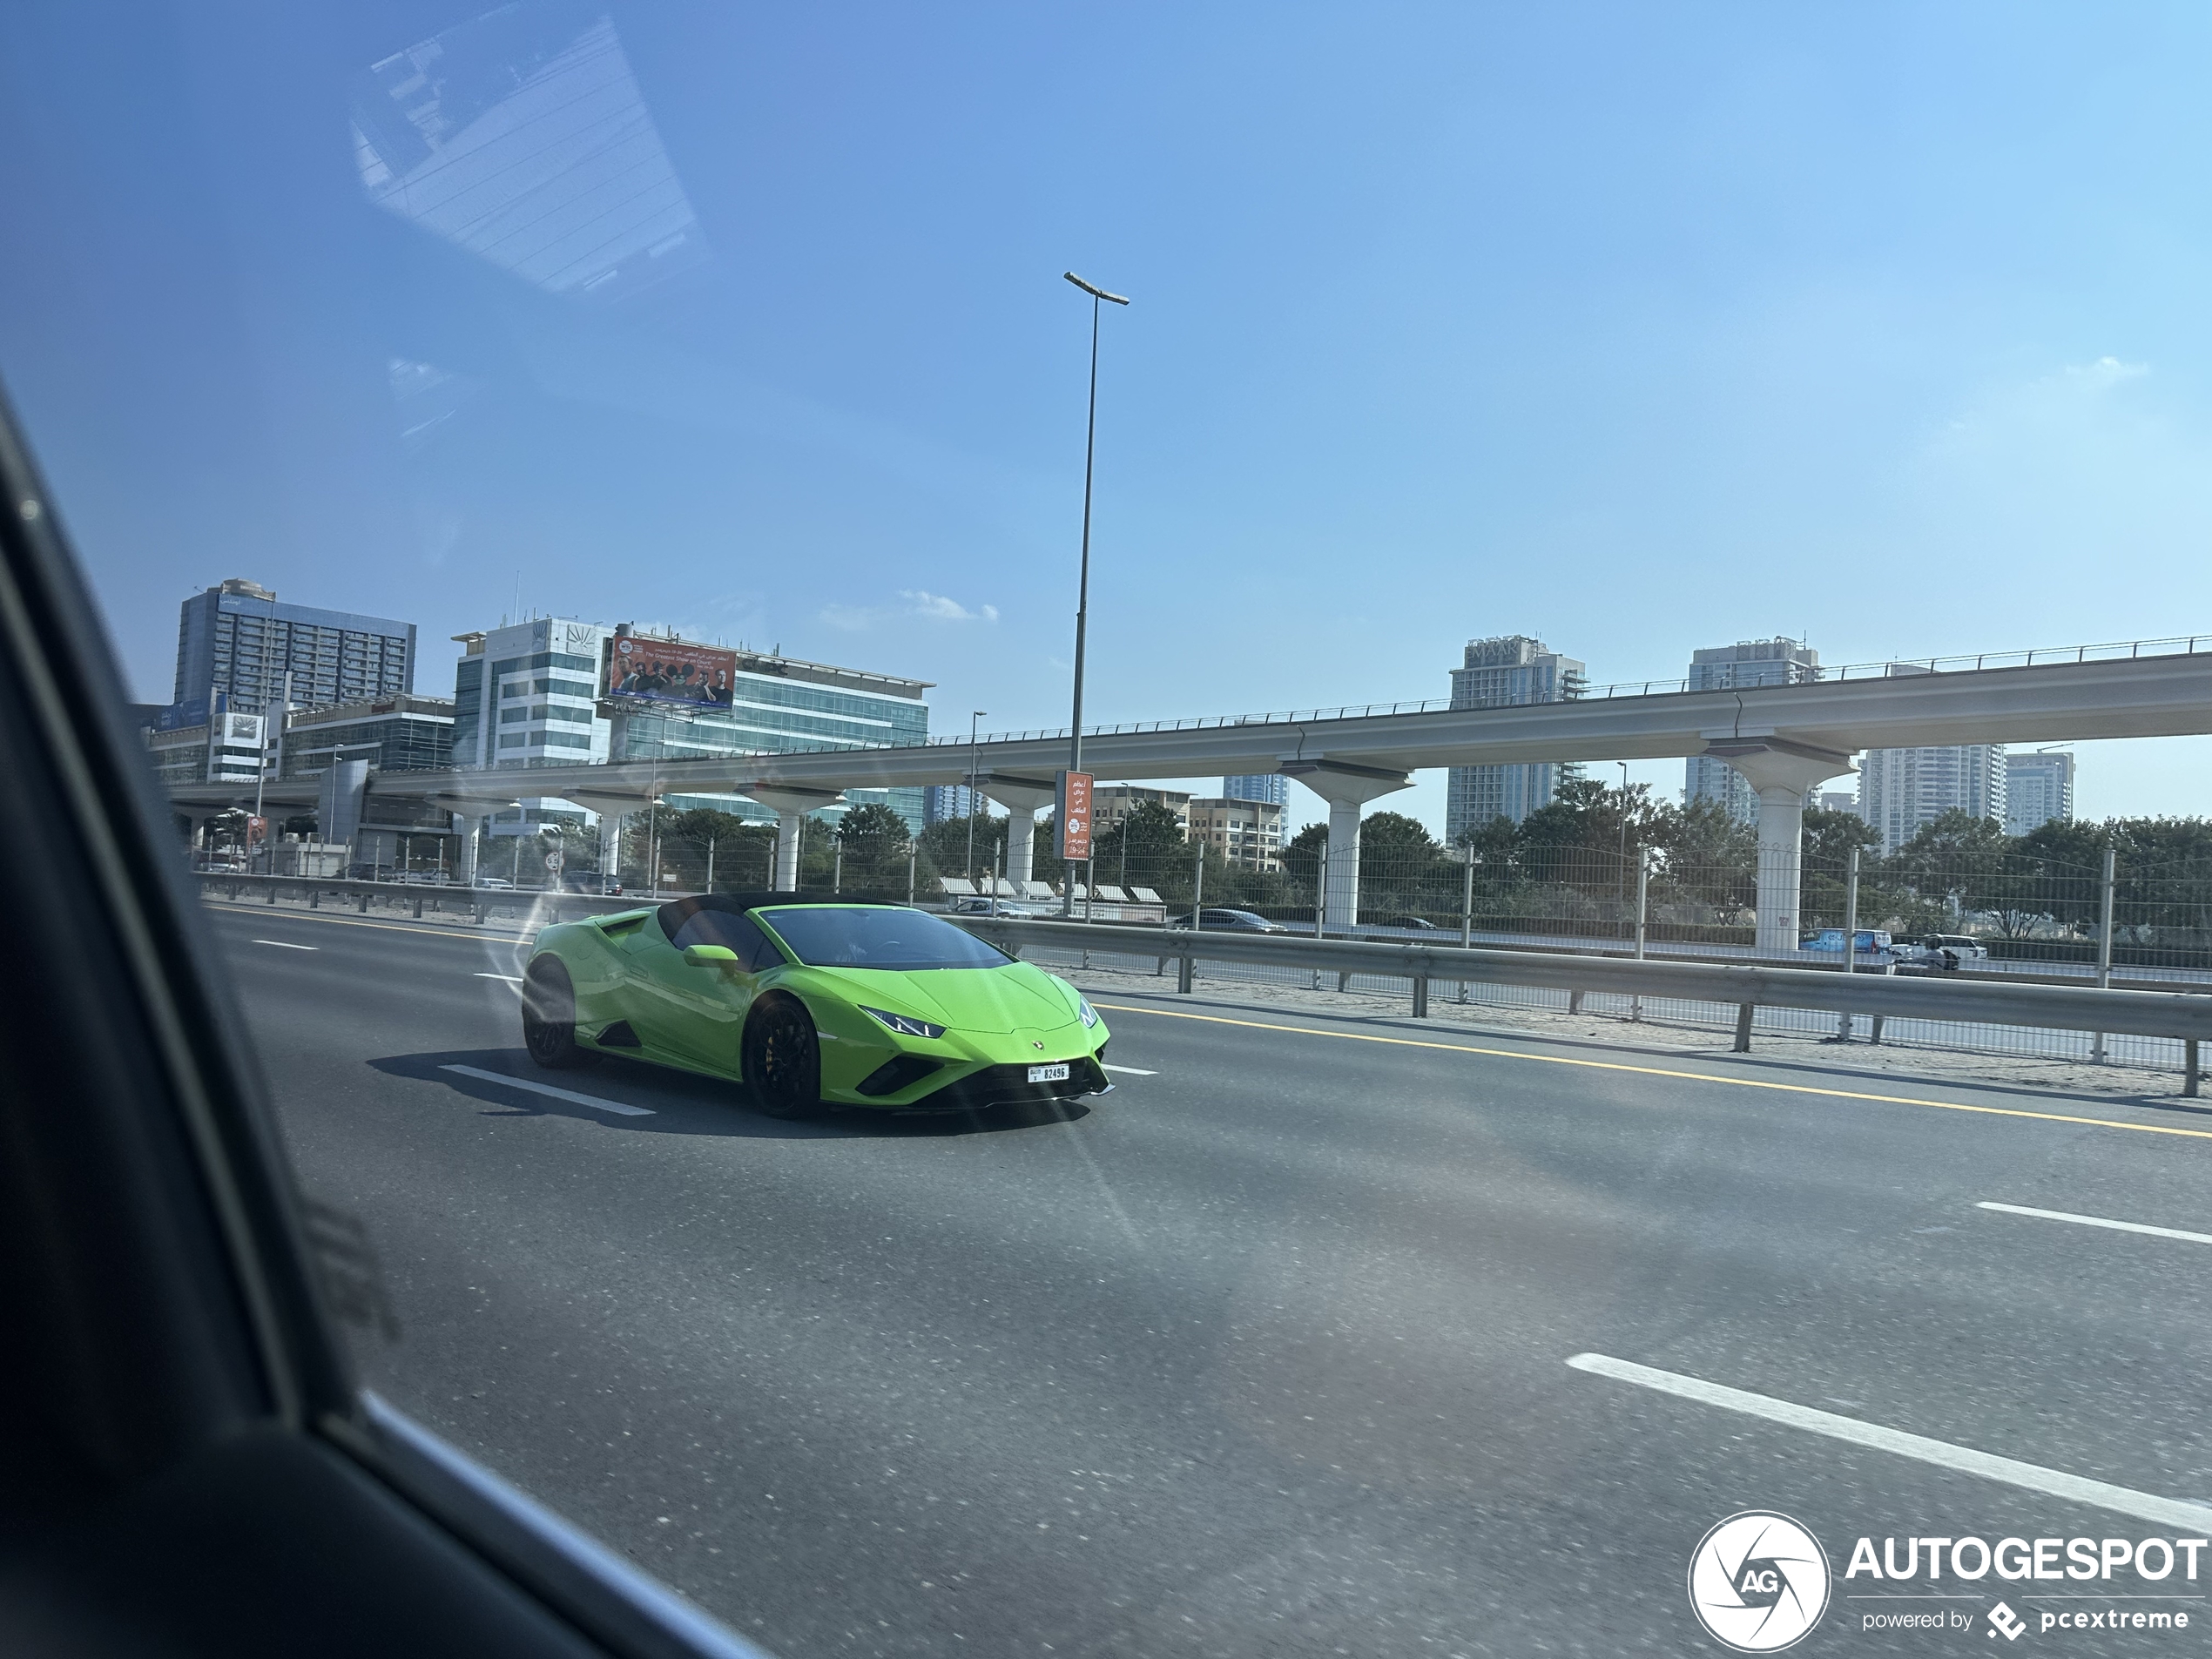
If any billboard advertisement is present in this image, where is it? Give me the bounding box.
[1055,771,1094,861]
[604,635,738,708]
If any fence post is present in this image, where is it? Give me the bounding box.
[1177,949,1193,995]
[1312,840,1326,989]
[705,835,716,895]
[833,841,842,894]
[1413,974,1428,1018]
[1192,850,1204,930]
[907,847,917,906]
[2092,845,2116,1063]
[1733,1003,1755,1053]
[309,886,319,908]
[413,894,423,920]
[1630,854,1649,1023]
[2186,1038,2201,1100]
[1457,855,1474,1003]
[1837,843,1859,1042]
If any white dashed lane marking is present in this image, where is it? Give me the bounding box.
[252,939,319,950]
[438,1063,655,1117]
[1102,1064,1156,1076]
[1977,1200,2212,1248]
[1568,1352,2212,1532]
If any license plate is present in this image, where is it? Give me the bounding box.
[1027,1062,1071,1083]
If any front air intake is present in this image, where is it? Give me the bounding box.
[856,1055,945,1096]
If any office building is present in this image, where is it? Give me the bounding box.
[172,578,415,720]
[1092,786,1192,836]
[1186,796,1285,870]
[1443,636,1586,840]
[450,618,932,835]
[1817,791,1858,814]
[609,635,931,832]
[1859,745,2006,853]
[278,695,455,781]
[1224,773,1290,807]
[145,705,266,789]
[924,784,981,825]
[2004,749,2075,837]
[1682,639,1821,824]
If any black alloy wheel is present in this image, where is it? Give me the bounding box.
[522,956,597,1069]
[743,995,821,1118]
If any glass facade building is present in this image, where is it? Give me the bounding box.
[1223,773,1290,807]
[172,578,415,717]
[1443,636,1587,840]
[615,646,932,832]
[1682,639,1821,825]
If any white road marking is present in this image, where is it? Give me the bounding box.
[1977,1200,2212,1248]
[1102,1064,1157,1076]
[438,1063,654,1117]
[476,973,524,987]
[252,939,319,950]
[1567,1352,2212,1532]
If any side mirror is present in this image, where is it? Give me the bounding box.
[682,944,741,968]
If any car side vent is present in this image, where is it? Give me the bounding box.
[596,1022,642,1048]
[856,1055,944,1096]
[597,915,646,937]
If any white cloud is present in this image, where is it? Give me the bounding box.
[820,590,999,631]
[901,589,998,623]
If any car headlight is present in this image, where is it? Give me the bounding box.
[1079,997,1099,1028]
[860,1005,946,1040]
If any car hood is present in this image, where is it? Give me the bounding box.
[807,961,1077,1034]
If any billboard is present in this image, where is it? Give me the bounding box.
[1055,771,1094,861]
[604,635,738,708]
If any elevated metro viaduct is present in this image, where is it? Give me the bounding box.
[170,649,2212,946]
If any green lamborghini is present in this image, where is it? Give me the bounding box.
[519,894,1111,1116]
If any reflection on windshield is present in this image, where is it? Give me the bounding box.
[350,2,707,301]
[757,906,1014,970]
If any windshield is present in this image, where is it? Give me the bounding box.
[11,5,2212,1656]
[757,906,1013,969]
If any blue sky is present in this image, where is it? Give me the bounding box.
[2,2,2209,830]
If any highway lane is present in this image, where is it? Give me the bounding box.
[204,899,2212,1656]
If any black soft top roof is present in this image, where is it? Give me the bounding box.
[653,891,915,939]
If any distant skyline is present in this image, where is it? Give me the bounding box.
[1,3,2207,834]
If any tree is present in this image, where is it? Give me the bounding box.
[916,811,1004,891]
[1090,801,1186,895]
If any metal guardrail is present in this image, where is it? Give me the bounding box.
[194,873,2208,1092]
[194,871,648,926]
[955,916,2211,1092]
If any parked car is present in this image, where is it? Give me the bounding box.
[1168,907,1287,932]
[1383,915,1440,930]
[1913,932,1988,961]
[560,871,622,895]
[947,895,1051,917]
[1798,927,1898,970]
[475,875,515,890]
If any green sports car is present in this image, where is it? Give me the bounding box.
[519,894,1111,1116]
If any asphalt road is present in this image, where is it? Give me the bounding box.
[205,897,2212,1657]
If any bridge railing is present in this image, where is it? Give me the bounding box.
[952,914,2211,1095]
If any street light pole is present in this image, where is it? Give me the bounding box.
[1061,270,1129,915]
[965,710,986,894]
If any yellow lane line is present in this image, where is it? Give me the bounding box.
[202,902,529,946]
[1089,1001,2212,1143]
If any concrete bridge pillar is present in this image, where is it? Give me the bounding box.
[1281,760,1414,931]
[452,813,480,886]
[1703,739,1856,953]
[979,774,1060,895]
[746,786,845,893]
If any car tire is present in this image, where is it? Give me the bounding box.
[522,956,598,1069]
[742,995,820,1119]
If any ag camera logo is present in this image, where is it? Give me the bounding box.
[1689,1511,1831,1651]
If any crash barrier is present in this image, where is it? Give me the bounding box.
[952,916,2211,1097]
[194,871,650,927]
